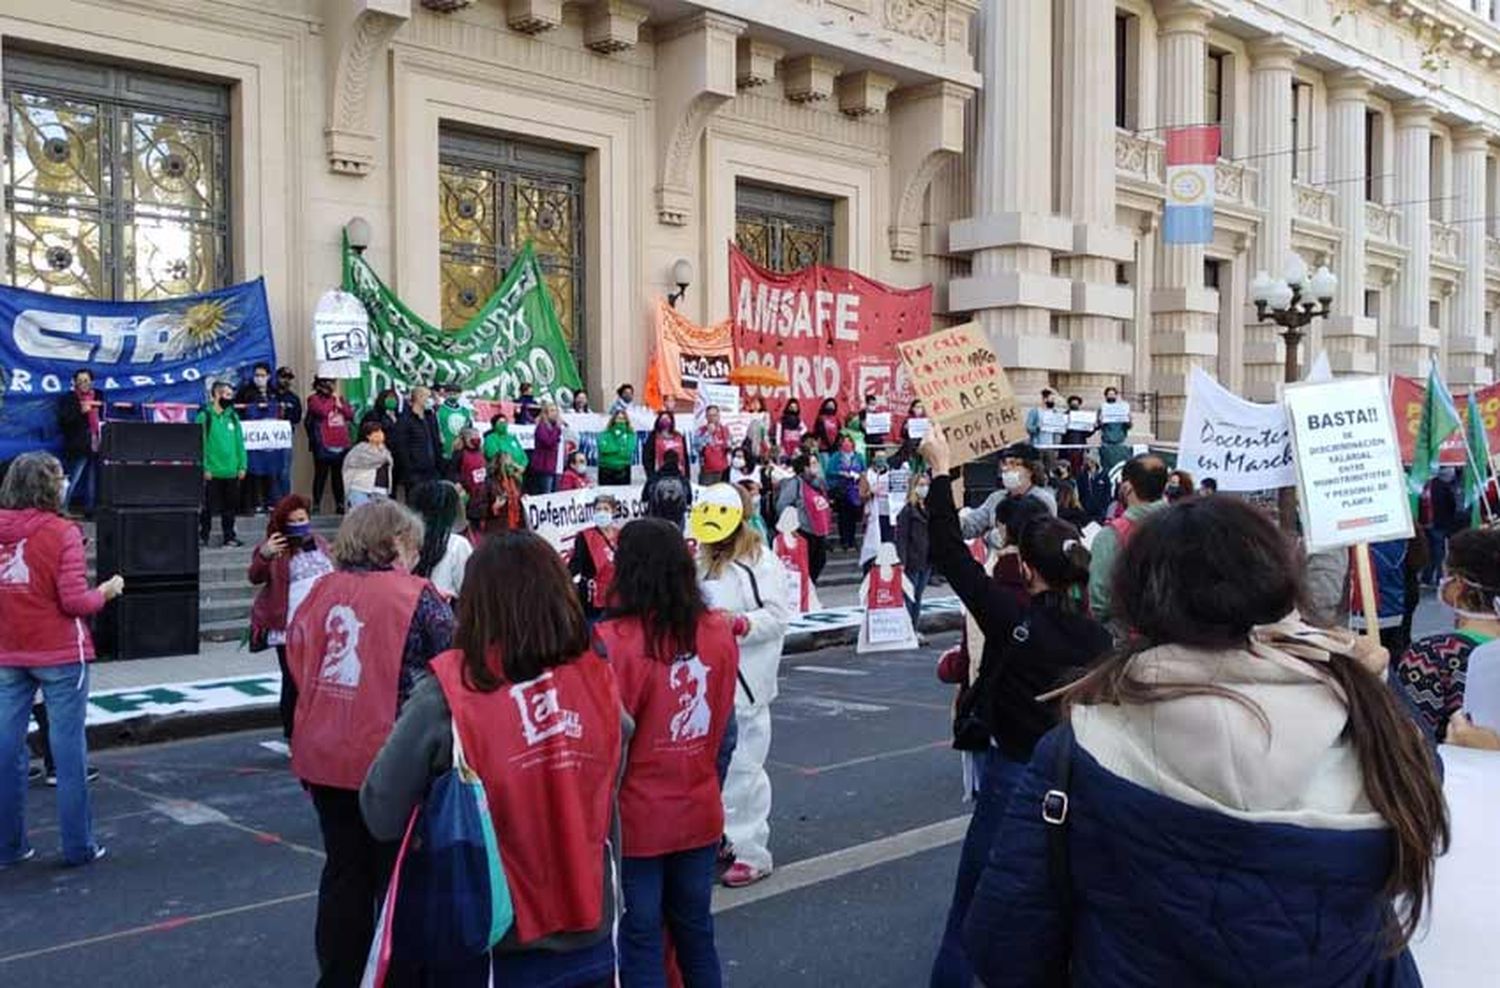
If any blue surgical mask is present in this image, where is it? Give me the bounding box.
[285,521,313,540]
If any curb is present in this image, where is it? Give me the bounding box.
[80,609,965,752]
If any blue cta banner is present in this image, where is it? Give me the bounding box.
[0,279,277,460]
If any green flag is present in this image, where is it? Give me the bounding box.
[1466,390,1493,526]
[341,239,582,411]
[1408,360,1462,515]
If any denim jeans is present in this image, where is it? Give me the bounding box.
[906,568,932,628]
[620,842,722,988]
[929,749,1029,988]
[63,453,96,515]
[1,663,96,865]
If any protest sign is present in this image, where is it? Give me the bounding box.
[242,419,292,452]
[866,607,911,645]
[897,323,1023,465]
[698,381,741,414]
[525,485,649,554]
[1066,410,1095,433]
[312,289,369,379]
[906,418,930,439]
[1100,400,1131,424]
[1391,375,1500,466]
[886,466,911,517]
[865,412,892,436]
[1177,366,1295,492]
[730,244,932,422]
[1284,376,1413,553]
[1038,408,1068,435]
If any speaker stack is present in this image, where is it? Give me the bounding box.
[96,422,202,660]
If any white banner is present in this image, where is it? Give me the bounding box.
[242,419,292,451]
[1177,366,1295,492]
[1284,375,1413,552]
[525,485,648,554]
[312,289,370,379]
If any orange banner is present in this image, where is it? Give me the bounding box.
[645,297,735,408]
[1391,375,1500,465]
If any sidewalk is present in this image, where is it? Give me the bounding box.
[75,584,963,749]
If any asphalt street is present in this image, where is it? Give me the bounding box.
[0,634,970,988]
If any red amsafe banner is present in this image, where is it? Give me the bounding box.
[1391,375,1500,465]
[729,245,933,421]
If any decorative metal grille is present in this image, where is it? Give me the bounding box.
[438,129,585,374]
[3,52,230,300]
[735,182,835,273]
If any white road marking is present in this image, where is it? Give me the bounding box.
[258,740,290,757]
[151,799,231,826]
[713,815,969,913]
[783,696,889,715]
[792,665,869,677]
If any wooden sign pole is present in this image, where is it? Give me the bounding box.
[1352,542,1381,645]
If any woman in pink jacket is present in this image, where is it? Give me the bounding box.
[0,452,123,867]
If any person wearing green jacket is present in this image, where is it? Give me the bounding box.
[435,386,473,456]
[198,380,248,547]
[597,408,637,486]
[481,414,528,478]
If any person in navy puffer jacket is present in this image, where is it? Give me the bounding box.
[962,495,1449,988]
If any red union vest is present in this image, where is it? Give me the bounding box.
[775,533,812,612]
[803,481,833,537]
[288,569,426,791]
[430,649,621,945]
[594,613,739,857]
[968,538,988,565]
[580,526,618,609]
[654,431,687,471]
[700,424,731,473]
[779,425,805,457]
[1106,514,1136,544]
[867,564,906,611]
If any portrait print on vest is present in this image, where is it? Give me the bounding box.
[595,612,740,858]
[287,569,426,791]
[858,543,917,653]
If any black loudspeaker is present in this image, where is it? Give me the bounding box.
[99,462,201,508]
[100,422,201,463]
[96,508,200,579]
[98,584,200,661]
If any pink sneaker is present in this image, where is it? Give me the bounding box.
[721,862,770,888]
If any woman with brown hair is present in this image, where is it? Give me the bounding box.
[961,495,1448,987]
[361,531,625,988]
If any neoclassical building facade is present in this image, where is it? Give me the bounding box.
[4,0,1500,440]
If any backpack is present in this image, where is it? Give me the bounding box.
[648,475,689,520]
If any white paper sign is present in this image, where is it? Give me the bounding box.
[1067,410,1095,433]
[242,419,292,451]
[1100,400,1131,424]
[1284,376,1413,552]
[698,382,741,414]
[865,412,892,435]
[720,412,767,446]
[866,606,912,644]
[312,290,370,379]
[906,417,930,439]
[1178,366,1296,492]
[886,467,911,518]
[510,424,537,450]
[1038,408,1069,434]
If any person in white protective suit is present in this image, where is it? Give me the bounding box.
[693,484,791,888]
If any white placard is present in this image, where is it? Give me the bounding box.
[1284,376,1413,553]
[1100,400,1131,424]
[721,411,767,447]
[1038,408,1069,434]
[312,290,370,379]
[242,419,292,451]
[1067,410,1096,433]
[866,606,911,644]
[698,382,741,414]
[905,417,930,439]
[510,424,537,450]
[865,412,892,435]
[1177,366,1296,492]
[886,466,911,517]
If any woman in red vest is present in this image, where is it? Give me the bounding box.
[286,499,454,988]
[570,492,620,624]
[596,518,740,987]
[362,532,625,987]
[643,412,688,482]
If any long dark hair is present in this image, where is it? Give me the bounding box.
[1015,515,1091,597]
[408,480,460,579]
[1063,496,1448,949]
[455,532,589,691]
[609,518,705,661]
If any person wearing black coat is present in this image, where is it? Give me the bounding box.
[920,429,1113,988]
[56,369,102,516]
[393,386,442,493]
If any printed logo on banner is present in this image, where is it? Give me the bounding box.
[511,671,583,747]
[668,656,712,742]
[680,353,732,390]
[319,605,364,687]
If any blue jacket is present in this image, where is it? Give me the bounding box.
[963,727,1420,988]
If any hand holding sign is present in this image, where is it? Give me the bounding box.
[919,426,952,476]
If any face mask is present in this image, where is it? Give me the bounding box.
[1439,575,1500,622]
[915,484,930,500]
[1165,484,1182,498]
[495,423,508,435]
[732,459,747,470]
[1105,395,1117,404]
[593,511,613,529]
[1001,469,1026,492]
[1044,400,1055,409]
[254,375,269,388]
[285,521,312,540]
[217,395,232,409]
[573,462,588,474]
[467,438,481,450]
[383,398,398,412]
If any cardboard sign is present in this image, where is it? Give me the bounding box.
[698,382,741,414]
[1284,376,1413,552]
[897,323,1023,466]
[1099,400,1131,424]
[242,419,292,451]
[865,412,892,435]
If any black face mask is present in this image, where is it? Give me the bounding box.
[1044,400,1055,409]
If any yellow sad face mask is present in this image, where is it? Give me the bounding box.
[690,484,745,545]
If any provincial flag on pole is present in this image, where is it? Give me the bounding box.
[1465,390,1493,526]
[1408,359,1463,516]
[1163,125,1221,245]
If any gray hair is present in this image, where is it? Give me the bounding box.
[0,452,64,513]
[332,500,426,569]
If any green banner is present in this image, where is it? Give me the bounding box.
[341,240,583,410]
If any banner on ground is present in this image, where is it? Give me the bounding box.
[1285,375,1413,553]
[1391,375,1500,466]
[897,322,1023,466]
[0,279,276,461]
[242,419,293,451]
[646,298,735,407]
[342,239,582,411]
[1177,366,1295,492]
[729,244,932,421]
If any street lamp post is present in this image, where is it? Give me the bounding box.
[1250,255,1338,532]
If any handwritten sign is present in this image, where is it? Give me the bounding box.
[1177,367,1295,492]
[1284,375,1413,552]
[866,605,912,645]
[897,323,1023,466]
[242,419,292,451]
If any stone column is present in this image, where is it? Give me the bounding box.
[948,0,1074,398]
[1322,70,1379,376]
[1149,0,1218,436]
[1241,37,1299,400]
[1054,0,1136,403]
[1451,127,1492,386]
[1392,101,1436,376]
